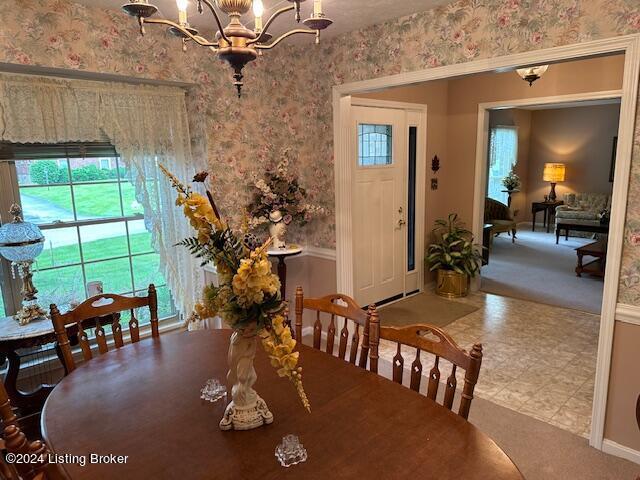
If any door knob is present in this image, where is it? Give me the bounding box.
[398,219,406,227]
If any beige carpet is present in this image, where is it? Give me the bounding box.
[378,292,479,328]
[470,396,639,480]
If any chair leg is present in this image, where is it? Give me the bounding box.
[512,229,516,243]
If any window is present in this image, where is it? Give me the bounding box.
[0,143,176,324]
[487,126,518,205]
[358,124,393,166]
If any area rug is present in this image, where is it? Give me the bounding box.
[378,292,478,328]
[481,229,603,314]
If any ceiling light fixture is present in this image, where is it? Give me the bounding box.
[121,0,333,97]
[516,65,549,86]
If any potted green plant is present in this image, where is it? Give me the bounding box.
[427,214,483,298]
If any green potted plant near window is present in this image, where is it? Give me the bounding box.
[427,214,483,298]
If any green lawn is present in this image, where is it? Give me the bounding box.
[23,182,143,218]
[33,233,174,319]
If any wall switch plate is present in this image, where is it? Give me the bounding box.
[431,178,438,190]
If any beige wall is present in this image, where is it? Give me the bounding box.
[526,103,619,207]
[489,109,532,219]
[605,321,640,451]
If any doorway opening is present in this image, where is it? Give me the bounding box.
[333,36,640,450]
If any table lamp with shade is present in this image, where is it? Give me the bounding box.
[0,204,46,325]
[542,163,565,202]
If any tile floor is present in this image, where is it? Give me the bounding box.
[377,291,598,438]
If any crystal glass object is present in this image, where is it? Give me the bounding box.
[275,434,308,467]
[200,378,227,403]
[0,204,46,324]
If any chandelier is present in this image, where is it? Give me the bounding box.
[122,0,333,96]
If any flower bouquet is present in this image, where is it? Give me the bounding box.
[247,149,325,248]
[502,171,521,191]
[160,166,310,431]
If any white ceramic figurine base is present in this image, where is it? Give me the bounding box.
[219,330,274,431]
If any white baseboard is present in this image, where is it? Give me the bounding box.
[602,439,640,465]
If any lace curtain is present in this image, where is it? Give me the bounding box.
[0,73,204,319]
[488,126,518,205]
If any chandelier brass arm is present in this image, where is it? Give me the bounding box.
[144,17,219,47]
[254,28,317,50]
[246,4,295,45]
[196,0,232,45]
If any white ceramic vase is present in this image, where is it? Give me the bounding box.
[219,330,274,431]
[268,210,287,249]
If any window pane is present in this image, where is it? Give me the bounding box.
[72,183,123,219]
[488,127,518,204]
[358,124,392,166]
[33,265,85,308]
[407,126,417,272]
[132,253,164,291]
[37,227,81,269]
[128,220,153,255]
[80,223,129,262]
[20,185,74,223]
[69,157,117,183]
[121,182,144,216]
[84,258,133,295]
[16,159,69,186]
[130,285,175,322]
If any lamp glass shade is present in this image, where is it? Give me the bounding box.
[543,163,565,183]
[516,65,549,80]
[0,221,44,262]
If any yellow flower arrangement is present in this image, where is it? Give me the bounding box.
[160,165,310,412]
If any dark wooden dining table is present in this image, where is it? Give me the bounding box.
[42,330,523,479]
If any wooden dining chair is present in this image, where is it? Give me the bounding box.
[50,284,158,373]
[294,286,379,371]
[0,378,56,480]
[376,324,483,420]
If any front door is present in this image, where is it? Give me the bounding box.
[352,106,406,306]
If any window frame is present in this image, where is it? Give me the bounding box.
[0,147,177,324]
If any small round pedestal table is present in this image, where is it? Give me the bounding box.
[268,245,303,330]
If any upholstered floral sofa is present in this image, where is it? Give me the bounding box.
[555,193,611,235]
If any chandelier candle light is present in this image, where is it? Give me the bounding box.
[122,0,333,96]
[0,204,46,325]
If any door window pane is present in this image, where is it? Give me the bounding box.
[358,124,393,166]
[407,126,417,272]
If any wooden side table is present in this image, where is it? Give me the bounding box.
[531,200,563,233]
[0,316,59,417]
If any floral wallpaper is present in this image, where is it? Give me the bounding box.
[1,0,640,301]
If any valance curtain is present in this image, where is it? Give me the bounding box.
[0,73,204,319]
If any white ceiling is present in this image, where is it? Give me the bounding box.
[77,0,452,43]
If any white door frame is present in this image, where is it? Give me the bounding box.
[333,34,640,451]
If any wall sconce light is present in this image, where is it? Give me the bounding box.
[431,155,440,173]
